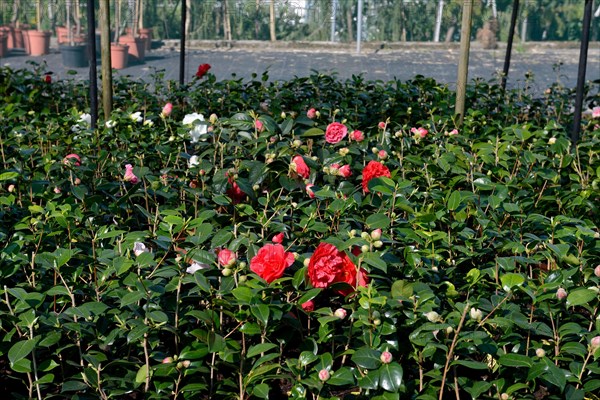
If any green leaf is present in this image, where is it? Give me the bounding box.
[252,383,270,399]
[299,351,318,367]
[451,360,489,370]
[498,353,532,368]
[301,127,325,137]
[391,280,413,299]
[447,190,461,211]
[297,288,321,306]
[135,364,150,385]
[366,213,390,230]
[252,304,270,326]
[8,339,36,367]
[328,367,355,386]
[358,369,380,390]
[500,273,525,292]
[379,362,403,392]
[363,252,387,273]
[351,347,381,369]
[232,287,254,304]
[0,171,19,181]
[566,288,597,307]
[247,343,278,358]
[61,380,89,393]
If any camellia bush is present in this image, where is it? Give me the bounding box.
[1,62,600,400]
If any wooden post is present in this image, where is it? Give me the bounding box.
[455,0,473,125]
[87,0,98,129]
[100,0,112,119]
[571,0,593,144]
[356,0,363,54]
[501,0,519,91]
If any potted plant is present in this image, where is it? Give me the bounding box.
[118,0,145,64]
[27,0,51,56]
[110,0,129,69]
[60,0,88,67]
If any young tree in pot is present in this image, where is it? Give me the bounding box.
[60,0,88,67]
[27,0,52,56]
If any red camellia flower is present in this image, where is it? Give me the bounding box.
[44,74,52,84]
[301,300,315,312]
[195,63,211,78]
[325,122,348,144]
[361,160,391,193]
[250,243,295,283]
[308,242,368,295]
[226,174,245,204]
[291,155,310,179]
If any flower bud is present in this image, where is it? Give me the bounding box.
[7,184,15,192]
[281,112,286,119]
[556,288,567,300]
[361,244,370,253]
[535,348,545,358]
[318,369,330,381]
[222,268,233,277]
[549,137,556,145]
[380,351,393,364]
[162,357,174,364]
[469,308,483,322]
[334,308,347,320]
[371,229,382,241]
[425,311,440,323]
[361,231,370,240]
[594,264,600,278]
[591,336,600,350]
[209,113,218,124]
[373,240,383,248]
[301,300,315,312]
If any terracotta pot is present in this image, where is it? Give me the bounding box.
[27,30,51,56]
[0,26,13,48]
[118,35,145,63]
[56,26,68,44]
[0,33,7,57]
[110,43,129,69]
[138,28,152,51]
[13,28,24,49]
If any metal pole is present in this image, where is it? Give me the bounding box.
[434,0,444,42]
[455,0,473,125]
[501,0,519,91]
[179,0,186,85]
[100,0,112,120]
[571,0,593,144]
[330,0,337,42]
[87,0,98,129]
[356,0,363,54]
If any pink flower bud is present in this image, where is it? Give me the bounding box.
[306,184,315,199]
[370,229,382,240]
[255,120,264,132]
[591,336,600,350]
[307,108,317,119]
[556,288,567,300]
[272,232,284,244]
[162,357,174,364]
[334,308,347,320]
[378,121,386,129]
[217,248,237,267]
[380,351,393,364]
[448,129,459,136]
[123,164,139,184]
[594,265,600,278]
[161,102,173,117]
[378,150,388,160]
[338,164,352,178]
[318,369,330,381]
[301,300,315,312]
[63,153,81,166]
[411,127,428,138]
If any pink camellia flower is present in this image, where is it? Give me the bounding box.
[63,153,81,166]
[306,184,316,199]
[380,351,393,364]
[349,130,364,142]
[217,248,237,267]
[411,127,428,138]
[272,232,285,244]
[161,102,173,117]
[307,108,317,119]
[593,106,600,119]
[133,242,148,257]
[255,120,265,132]
[53,187,61,194]
[338,164,352,178]
[378,121,386,129]
[448,129,459,136]
[556,288,567,300]
[318,369,330,381]
[325,122,348,144]
[291,155,310,179]
[301,300,315,312]
[378,150,388,160]
[123,164,139,184]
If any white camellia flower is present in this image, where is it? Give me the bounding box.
[133,242,148,257]
[143,119,154,127]
[188,155,200,168]
[190,123,209,143]
[186,261,209,274]
[72,112,92,132]
[183,113,209,143]
[182,112,205,125]
[130,111,143,123]
[105,119,116,128]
